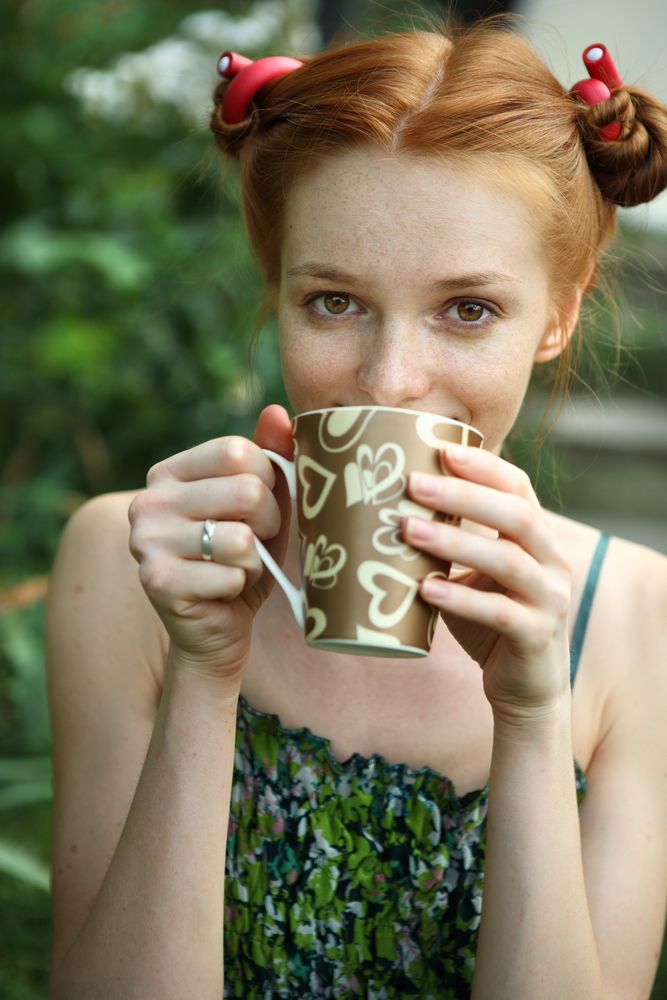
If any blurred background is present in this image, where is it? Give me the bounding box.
[1,1,665,996]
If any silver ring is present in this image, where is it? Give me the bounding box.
[201,519,216,562]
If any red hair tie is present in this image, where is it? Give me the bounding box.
[217,51,303,125]
[571,43,623,141]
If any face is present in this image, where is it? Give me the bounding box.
[277,148,568,454]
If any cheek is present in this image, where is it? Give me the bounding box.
[279,326,351,410]
[449,343,536,449]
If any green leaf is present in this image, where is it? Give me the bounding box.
[0,781,52,810]
[0,757,51,784]
[0,839,50,892]
[0,220,151,290]
[32,316,116,381]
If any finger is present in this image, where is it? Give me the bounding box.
[147,436,277,490]
[253,404,294,457]
[134,474,282,540]
[139,557,249,605]
[177,475,283,539]
[403,519,550,606]
[408,474,557,565]
[441,444,539,508]
[420,575,535,641]
[177,520,263,580]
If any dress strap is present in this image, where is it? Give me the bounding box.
[570,532,610,687]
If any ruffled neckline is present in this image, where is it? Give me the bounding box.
[237,694,587,807]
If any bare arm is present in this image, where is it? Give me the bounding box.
[472,701,604,999]
[403,447,667,1000]
[47,496,241,1000]
[470,542,667,1000]
[48,407,293,999]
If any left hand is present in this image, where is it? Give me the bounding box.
[402,444,573,720]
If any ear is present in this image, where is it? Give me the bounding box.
[533,281,586,365]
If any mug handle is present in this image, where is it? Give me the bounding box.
[254,449,305,629]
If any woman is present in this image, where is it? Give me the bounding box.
[46,19,667,1000]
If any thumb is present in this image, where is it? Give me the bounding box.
[251,406,294,596]
[253,404,294,459]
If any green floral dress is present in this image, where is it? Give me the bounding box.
[222,695,587,998]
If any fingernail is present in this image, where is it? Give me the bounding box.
[446,443,466,461]
[406,517,435,541]
[410,472,437,497]
[422,577,449,600]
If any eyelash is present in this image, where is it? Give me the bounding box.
[303,291,497,330]
[303,292,363,322]
[437,300,496,329]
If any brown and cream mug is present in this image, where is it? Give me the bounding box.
[254,406,483,658]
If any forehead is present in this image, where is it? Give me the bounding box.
[281,148,549,286]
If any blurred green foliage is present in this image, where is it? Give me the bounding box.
[0,0,300,587]
[0,2,665,997]
[1,1,298,993]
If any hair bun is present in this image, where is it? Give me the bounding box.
[210,78,255,160]
[578,85,667,207]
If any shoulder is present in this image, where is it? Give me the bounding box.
[47,492,168,968]
[572,531,667,999]
[593,534,667,732]
[547,509,667,730]
[561,517,667,761]
[47,491,168,700]
[591,531,667,674]
[56,489,137,563]
[547,509,667,655]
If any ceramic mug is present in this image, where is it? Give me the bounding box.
[255,406,483,658]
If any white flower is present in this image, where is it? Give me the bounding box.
[181,3,284,51]
[65,1,319,124]
[66,36,209,123]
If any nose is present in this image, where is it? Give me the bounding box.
[355,323,432,408]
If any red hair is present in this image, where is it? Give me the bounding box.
[211,21,667,319]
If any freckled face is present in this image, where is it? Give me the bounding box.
[277,148,559,453]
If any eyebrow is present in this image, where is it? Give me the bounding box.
[285,262,521,290]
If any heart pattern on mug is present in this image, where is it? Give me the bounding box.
[303,534,347,590]
[344,443,405,507]
[372,498,435,561]
[416,412,472,450]
[305,605,327,643]
[317,408,375,452]
[280,408,483,656]
[357,560,419,630]
[355,624,403,648]
[298,455,337,520]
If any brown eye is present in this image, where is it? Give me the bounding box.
[323,293,350,314]
[457,301,485,322]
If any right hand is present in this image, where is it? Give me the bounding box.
[128,404,293,684]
